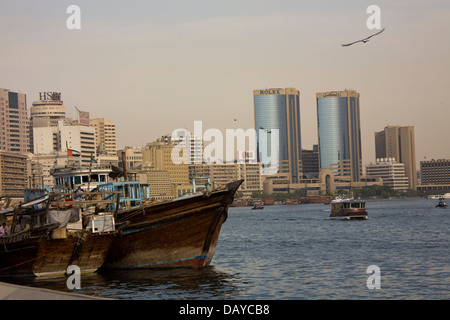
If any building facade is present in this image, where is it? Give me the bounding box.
[253,88,302,183]
[90,118,117,156]
[30,92,66,128]
[420,158,450,185]
[301,145,319,178]
[375,125,417,190]
[142,142,189,185]
[0,151,27,198]
[189,162,263,195]
[0,88,30,153]
[366,158,409,191]
[33,119,96,166]
[118,146,144,170]
[316,90,362,182]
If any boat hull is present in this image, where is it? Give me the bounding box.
[102,180,242,269]
[0,236,41,276]
[33,232,116,276]
[330,209,368,220]
[0,224,60,276]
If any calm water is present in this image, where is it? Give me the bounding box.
[3,199,450,300]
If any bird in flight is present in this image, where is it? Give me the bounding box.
[341,27,385,47]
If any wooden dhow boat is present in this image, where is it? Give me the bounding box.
[102,179,243,270]
[0,189,124,277]
[0,205,59,276]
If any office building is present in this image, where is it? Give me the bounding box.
[29,92,66,128]
[0,88,30,153]
[189,162,263,195]
[0,151,28,198]
[301,145,320,178]
[27,152,68,190]
[366,158,409,191]
[316,90,362,182]
[33,119,96,166]
[253,88,302,183]
[90,118,117,156]
[375,125,416,190]
[158,132,204,165]
[118,146,144,170]
[142,142,189,185]
[420,158,450,186]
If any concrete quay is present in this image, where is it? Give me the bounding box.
[0,281,108,300]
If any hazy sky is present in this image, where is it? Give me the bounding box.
[1,0,449,168]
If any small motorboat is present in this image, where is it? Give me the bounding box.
[436,198,448,208]
[252,203,264,210]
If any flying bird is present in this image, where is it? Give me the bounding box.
[341,27,385,47]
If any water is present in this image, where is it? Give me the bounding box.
[2,199,449,299]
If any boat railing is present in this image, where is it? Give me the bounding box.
[96,181,145,211]
[0,229,31,244]
[46,191,122,215]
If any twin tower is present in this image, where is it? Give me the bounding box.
[253,88,362,183]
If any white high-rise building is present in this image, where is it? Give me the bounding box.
[33,120,96,166]
[366,158,409,191]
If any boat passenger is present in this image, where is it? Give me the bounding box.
[75,186,83,200]
[0,222,7,236]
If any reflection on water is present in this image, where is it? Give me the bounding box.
[4,266,242,300]
[2,199,450,300]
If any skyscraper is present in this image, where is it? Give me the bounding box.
[253,88,302,183]
[0,88,30,153]
[316,90,362,182]
[30,92,66,128]
[375,125,416,190]
[29,91,66,153]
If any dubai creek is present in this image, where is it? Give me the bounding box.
[3,199,449,300]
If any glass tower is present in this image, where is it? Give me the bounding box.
[316,90,362,182]
[253,88,301,183]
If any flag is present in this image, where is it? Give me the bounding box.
[68,149,81,157]
[91,156,98,163]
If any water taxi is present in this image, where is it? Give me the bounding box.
[330,198,368,220]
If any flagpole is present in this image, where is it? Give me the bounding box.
[88,152,93,192]
[66,141,70,167]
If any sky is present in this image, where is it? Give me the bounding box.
[1,0,449,168]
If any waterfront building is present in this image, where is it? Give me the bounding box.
[301,145,320,178]
[365,158,409,191]
[0,151,27,198]
[90,118,117,156]
[417,159,450,193]
[263,168,382,196]
[189,162,262,195]
[253,88,302,183]
[316,90,362,182]
[0,88,30,153]
[375,125,416,190]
